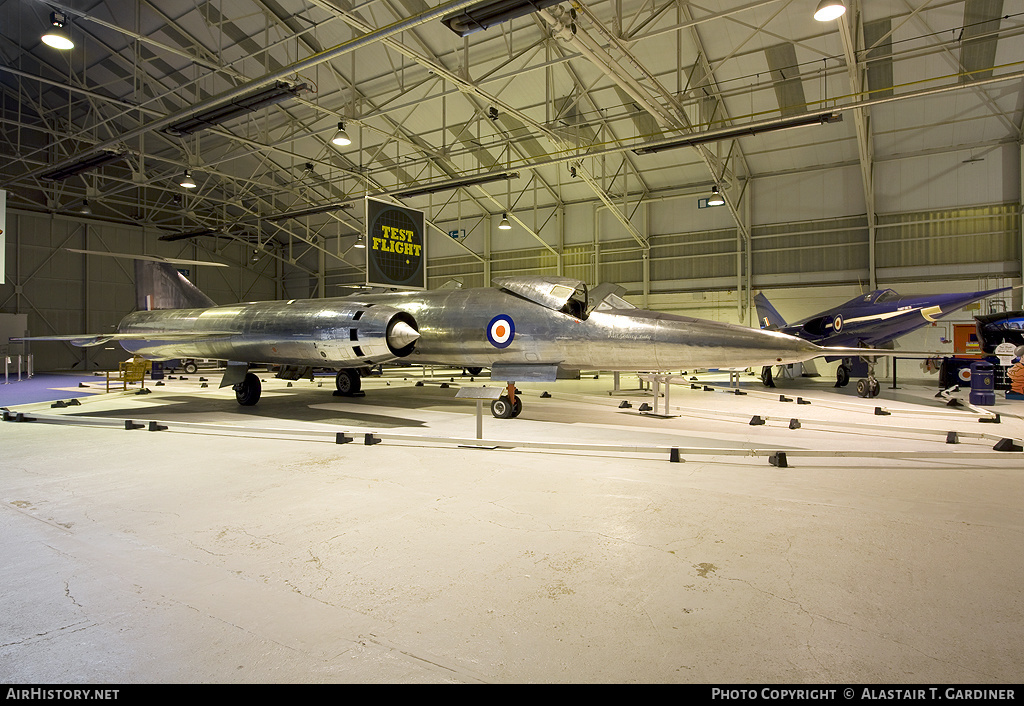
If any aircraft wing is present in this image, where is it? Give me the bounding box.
[65,249,230,268]
[818,345,938,359]
[12,332,236,348]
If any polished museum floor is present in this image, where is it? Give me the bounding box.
[2,368,1022,683]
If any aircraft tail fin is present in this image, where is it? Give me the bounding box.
[753,292,787,330]
[135,260,216,311]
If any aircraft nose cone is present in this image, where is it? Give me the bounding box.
[387,320,420,350]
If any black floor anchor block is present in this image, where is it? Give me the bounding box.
[993,438,1022,452]
[749,415,766,426]
[768,452,788,468]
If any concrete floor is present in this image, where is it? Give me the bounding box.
[1,369,1022,683]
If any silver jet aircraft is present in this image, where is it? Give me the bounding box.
[21,261,899,418]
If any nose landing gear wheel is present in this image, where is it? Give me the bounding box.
[490,396,523,419]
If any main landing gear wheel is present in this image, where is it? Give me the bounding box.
[234,372,261,406]
[335,369,361,396]
[836,364,851,387]
[465,366,483,376]
[856,377,880,398]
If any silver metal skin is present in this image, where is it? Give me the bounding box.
[354,283,823,372]
[21,268,888,415]
[116,300,419,367]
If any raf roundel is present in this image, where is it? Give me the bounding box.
[487,314,515,348]
[832,314,844,332]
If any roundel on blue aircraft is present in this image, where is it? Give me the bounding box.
[487,314,515,348]
[832,314,843,333]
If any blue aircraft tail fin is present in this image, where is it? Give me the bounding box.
[753,292,787,330]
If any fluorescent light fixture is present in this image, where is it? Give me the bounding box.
[392,171,519,199]
[442,0,564,36]
[707,186,725,206]
[42,12,74,50]
[40,150,126,181]
[163,81,308,137]
[498,213,512,230]
[632,112,843,155]
[814,0,846,21]
[332,122,352,147]
[264,203,353,222]
[158,228,224,242]
[179,170,197,189]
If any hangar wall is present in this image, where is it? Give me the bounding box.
[0,211,280,371]
[4,146,1020,374]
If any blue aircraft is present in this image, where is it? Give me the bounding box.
[754,285,1016,397]
[974,310,1024,352]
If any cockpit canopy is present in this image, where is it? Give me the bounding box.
[494,276,588,317]
[861,289,901,304]
[493,276,635,319]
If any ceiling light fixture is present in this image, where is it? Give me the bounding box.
[392,171,519,200]
[264,203,353,222]
[632,112,842,155]
[498,213,512,230]
[179,169,197,189]
[163,81,308,137]
[441,0,563,37]
[78,200,92,215]
[41,12,74,50]
[813,0,846,22]
[331,121,352,147]
[354,234,366,249]
[157,228,224,242]
[707,186,725,206]
[40,149,126,181]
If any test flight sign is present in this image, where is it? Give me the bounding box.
[365,197,426,290]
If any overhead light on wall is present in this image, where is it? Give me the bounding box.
[441,0,563,36]
[813,0,846,21]
[707,186,725,206]
[331,121,352,147]
[163,81,308,137]
[41,12,74,50]
[498,212,512,230]
[179,170,197,189]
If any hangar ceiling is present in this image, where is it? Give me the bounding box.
[1,0,1022,284]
